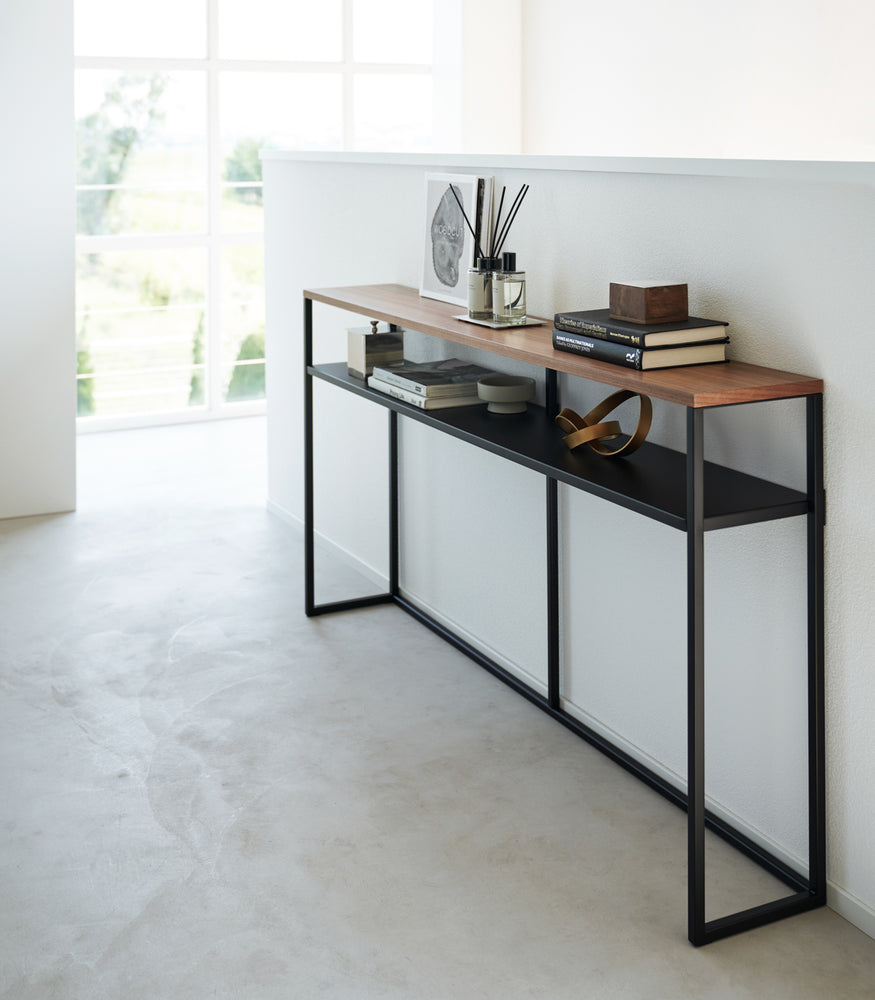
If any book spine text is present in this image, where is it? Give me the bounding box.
[552,331,643,369]
[370,369,431,394]
[553,315,645,346]
[368,379,430,407]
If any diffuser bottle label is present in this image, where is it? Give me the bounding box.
[467,268,493,320]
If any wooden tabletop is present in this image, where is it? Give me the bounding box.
[305,284,823,408]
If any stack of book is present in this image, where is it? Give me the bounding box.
[552,308,729,370]
[367,358,498,409]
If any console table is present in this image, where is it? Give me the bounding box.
[302,282,825,946]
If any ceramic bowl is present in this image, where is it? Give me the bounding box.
[477,375,535,414]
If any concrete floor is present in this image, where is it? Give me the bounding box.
[2,416,874,999]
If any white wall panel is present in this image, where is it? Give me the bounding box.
[0,0,76,518]
[520,0,875,160]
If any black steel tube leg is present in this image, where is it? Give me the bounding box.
[546,369,559,418]
[547,477,560,710]
[389,410,400,597]
[806,394,827,901]
[686,407,707,945]
[304,296,316,616]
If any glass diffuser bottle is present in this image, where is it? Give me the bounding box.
[467,256,499,321]
[492,252,527,325]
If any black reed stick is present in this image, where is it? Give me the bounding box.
[492,183,526,259]
[494,183,529,258]
[492,185,525,256]
[494,184,523,249]
[447,183,484,260]
[490,186,506,257]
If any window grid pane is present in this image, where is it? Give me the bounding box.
[76,70,207,236]
[353,0,434,64]
[218,0,343,60]
[354,74,433,151]
[76,249,207,418]
[220,72,344,153]
[75,0,206,58]
[221,246,265,402]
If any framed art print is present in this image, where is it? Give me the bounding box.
[420,172,492,308]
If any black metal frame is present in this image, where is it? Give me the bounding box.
[303,296,826,946]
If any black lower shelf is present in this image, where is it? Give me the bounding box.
[311,362,809,531]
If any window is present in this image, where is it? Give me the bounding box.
[75,0,434,427]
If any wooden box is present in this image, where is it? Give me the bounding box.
[609,281,689,325]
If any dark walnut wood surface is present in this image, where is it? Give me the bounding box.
[305,284,823,408]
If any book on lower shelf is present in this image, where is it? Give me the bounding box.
[367,375,483,409]
[371,358,499,396]
[552,329,729,370]
[553,308,728,347]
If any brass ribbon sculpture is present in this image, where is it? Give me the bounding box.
[555,389,653,458]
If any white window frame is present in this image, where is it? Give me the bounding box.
[75,0,433,432]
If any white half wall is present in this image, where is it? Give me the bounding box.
[0,0,76,518]
[263,151,875,939]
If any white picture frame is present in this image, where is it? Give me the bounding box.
[420,172,493,308]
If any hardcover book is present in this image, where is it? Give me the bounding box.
[371,358,499,397]
[552,329,729,370]
[367,376,483,409]
[553,308,728,347]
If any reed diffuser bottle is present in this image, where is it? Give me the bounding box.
[450,180,530,325]
[492,252,527,325]
[467,256,499,321]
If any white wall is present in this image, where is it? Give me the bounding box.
[520,0,875,160]
[264,151,875,939]
[433,0,522,154]
[0,0,76,518]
